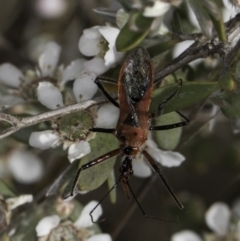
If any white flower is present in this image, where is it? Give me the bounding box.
[133,138,185,178]
[36,215,60,237]
[0,42,86,110]
[143,1,171,17]
[74,201,102,228]
[205,202,231,236]
[35,0,67,19]
[8,150,44,184]
[29,81,119,162]
[38,42,85,85]
[36,201,112,241]
[0,63,23,88]
[79,26,124,72]
[171,230,202,241]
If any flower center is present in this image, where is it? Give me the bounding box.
[53,110,94,142]
[48,222,91,241]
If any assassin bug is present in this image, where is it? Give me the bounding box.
[65,47,189,220]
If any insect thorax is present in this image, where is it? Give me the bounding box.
[115,125,148,157]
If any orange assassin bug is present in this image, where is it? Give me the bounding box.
[65,47,189,221]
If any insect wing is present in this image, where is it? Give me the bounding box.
[117,48,154,129]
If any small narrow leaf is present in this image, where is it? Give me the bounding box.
[218,72,236,91]
[188,0,213,38]
[210,84,240,119]
[77,132,118,191]
[107,170,117,203]
[203,0,226,41]
[146,39,180,58]
[150,82,220,114]
[154,112,182,150]
[116,11,154,52]
[0,179,16,197]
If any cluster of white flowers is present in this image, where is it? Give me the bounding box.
[0,5,187,241]
[36,200,111,241]
[0,17,186,183]
[171,201,240,241]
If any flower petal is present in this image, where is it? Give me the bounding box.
[8,150,44,184]
[95,103,119,128]
[0,63,23,88]
[74,200,102,228]
[73,73,97,102]
[38,42,61,76]
[132,155,152,178]
[6,195,33,210]
[87,234,112,241]
[79,26,102,56]
[29,130,60,149]
[36,215,60,237]
[68,141,91,163]
[171,230,202,241]
[104,46,124,67]
[0,95,24,110]
[143,1,171,17]
[84,57,109,75]
[146,140,185,167]
[36,0,67,18]
[37,81,64,109]
[98,26,124,67]
[98,26,119,47]
[61,58,85,84]
[205,202,231,236]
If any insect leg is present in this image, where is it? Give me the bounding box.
[126,181,177,222]
[89,127,115,133]
[90,178,121,223]
[154,79,182,118]
[142,150,185,211]
[64,148,120,199]
[149,110,189,130]
[95,76,119,108]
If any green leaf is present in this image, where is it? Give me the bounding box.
[210,83,240,119]
[116,12,154,52]
[50,132,118,196]
[150,82,220,114]
[203,0,226,41]
[77,133,118,191]
[188,0,213,38]
[146,39,180,59]
[154,112,182,150]
[107,170,117,203]
[218,72,236,91]
[0,179,16,198]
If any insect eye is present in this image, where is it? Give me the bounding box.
[123,146,133,155]
[118,133,126,141]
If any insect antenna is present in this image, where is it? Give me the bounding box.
[90,178,121,223]
[126,181,178,222]
[142,150,185,211]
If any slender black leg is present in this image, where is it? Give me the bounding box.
[153,79,183,118]
[90,178,121,223]
[89,127,115,133]
[149,110,189,130]
[95,77,119,108]
[126,182,177,222]
[142,150,185,211]
[64,148,120,199]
